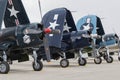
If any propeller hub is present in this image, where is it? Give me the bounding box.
[44,28,51,34]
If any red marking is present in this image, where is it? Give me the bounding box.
[44,28,52,34]
[8,0,13,5]
[15,19,20,26]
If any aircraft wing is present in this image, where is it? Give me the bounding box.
[4,0,30,27]
[0,0,8,29]
[63,8,77,33]
[42,8,66,48]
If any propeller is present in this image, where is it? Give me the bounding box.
[38,0,43,20]
[43,28,60,62]
[38,0,51,62]
[38,0,61,62]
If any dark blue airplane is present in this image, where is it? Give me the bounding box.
[37,8,104,68]
[0,0,59,74]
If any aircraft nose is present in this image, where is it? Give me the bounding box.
[44,28,52,34]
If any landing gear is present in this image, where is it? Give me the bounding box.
[60,52,69,68]
[32,60,43,71]
[32,49,43,71]
[60,59,69,68]
[0,51,10,74]
[105,56,113,63]
[78,58,86,66]
[104,47,113,63]
[118,51,120,61]
[94,57,102,64]
[78,50,87,66]
[103,52,113,63]
[0,61,10,74]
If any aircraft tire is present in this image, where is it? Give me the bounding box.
[94,57,102,64]
[32,60,43,71]
[0,61,10,74]
[118,57,120,61]
[60,59,69,68]
[78,58,87,66]
[106,56,113,63]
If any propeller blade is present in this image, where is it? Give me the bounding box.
[50,29,61,34]
[43,36,51,62]
[43,28,60,62]
[23,29,42,34]
[44,28,60,34]
[38,0,43,20]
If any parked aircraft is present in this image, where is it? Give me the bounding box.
[0,0,59,74]
[37,8,102,67]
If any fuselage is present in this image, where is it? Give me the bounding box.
[0,23,44,50]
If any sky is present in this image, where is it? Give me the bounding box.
[20,0,120,35]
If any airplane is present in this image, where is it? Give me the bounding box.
[0,0,59,74]
[77,15,120,63]
[98,33,120,62]
[37,8,103,68]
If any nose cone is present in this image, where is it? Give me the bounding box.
[44,28,51,34]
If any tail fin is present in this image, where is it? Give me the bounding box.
[63,8,77,33]
[76,15,105,45]
[41,8,66,48]
[77,15,105,35]
[41,8,77,48]
[0,0,8,29]
[4,0,30,27]
[96,17,105,35]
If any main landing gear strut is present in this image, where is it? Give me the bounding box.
[32,49,43,71]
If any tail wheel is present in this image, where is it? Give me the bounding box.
[32,60,43,71]
[94,57,102,64]
[78,58,87,66]
[0,62,10,74]
[60,59,69,68]
[106,56,113,63]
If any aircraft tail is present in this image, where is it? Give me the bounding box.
[63,8,77,33]
[77,15,105,35]
[96,17,105,35]
[41,8,77,48]
[76,15,105,45]
[0,0,8,29]
[4,0,30,28]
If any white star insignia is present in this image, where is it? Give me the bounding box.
[8,6,19,18]
[49,20,59,30]
[83,24,91,30]
[48,20,59,36]
[63,24,71,32]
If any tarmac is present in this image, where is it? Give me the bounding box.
[0,56,120,80]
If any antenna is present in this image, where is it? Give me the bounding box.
[38,0,43,20]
